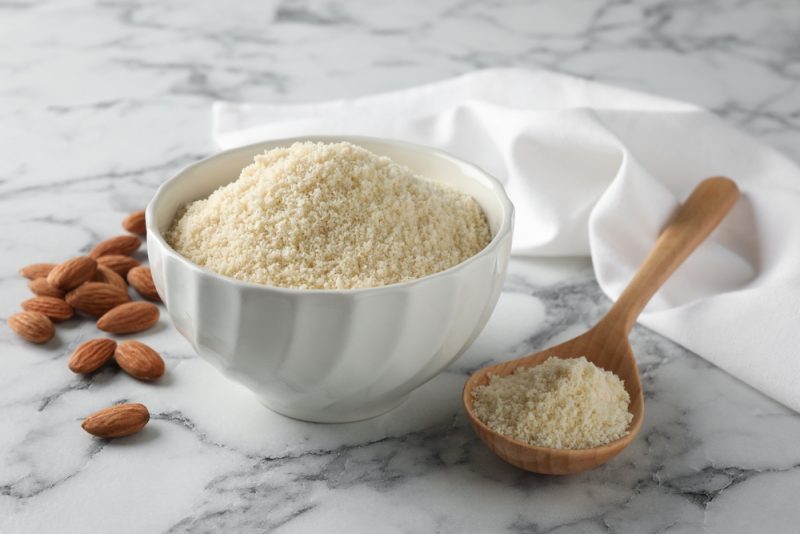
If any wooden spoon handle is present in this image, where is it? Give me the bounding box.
[600,176,740,334]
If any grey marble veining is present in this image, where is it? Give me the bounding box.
[2,0,800,532]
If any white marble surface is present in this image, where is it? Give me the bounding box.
[2,0,800,532]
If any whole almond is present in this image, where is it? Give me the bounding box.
[97,254,140,277]
[122,210,146,235]
[127,266,161,302]
[66,282,130,317]
[47,256,97,291]
[8,311,55,344]
[91,264,128,292]
[90,235,141,259]
[69,338,117,374]
[115,340,165,380]
[21,296,74,322]
[97,301,159,334]
[19,263,57,280]
[81,403,150,438]
[28,278,65,299]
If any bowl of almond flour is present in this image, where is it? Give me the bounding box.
[146,136,513,422]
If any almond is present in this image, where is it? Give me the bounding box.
[96,254,140,277]
[69,338,117,374]
[115,340,165,380]
[8,311,55,344]
[97,301,159,334]
[21,296,74,322]
[28,278,65,299]
[47,256,97,291]
[90,235,141,259]
[122,210,146,235]
[127,266,161,302]
[19,262,57,280]
[81,403,150,438]
[91,264,128,292]
[66,282,130,317]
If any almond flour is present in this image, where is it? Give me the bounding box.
[166,141,492,289]
[472,356,633,449]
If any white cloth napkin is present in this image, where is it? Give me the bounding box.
[212,69,800,413]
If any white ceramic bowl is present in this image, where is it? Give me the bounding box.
[146,136,514,422]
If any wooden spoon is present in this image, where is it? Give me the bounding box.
[463,176,740,475]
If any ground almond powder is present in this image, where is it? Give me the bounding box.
[166,141,491,289]
[472,356,633,449]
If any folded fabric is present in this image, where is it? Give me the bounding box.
[212,68,800,413]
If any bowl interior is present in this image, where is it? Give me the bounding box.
[149,136,511,246]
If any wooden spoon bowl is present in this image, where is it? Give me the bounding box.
[463,177,740,475]
[463,328,644,474]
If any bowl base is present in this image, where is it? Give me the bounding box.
[259,394,410,423]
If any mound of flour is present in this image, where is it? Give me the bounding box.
[166,141,491,289]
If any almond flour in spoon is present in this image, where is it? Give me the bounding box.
[166,141,491,290]
[473,356,633,449]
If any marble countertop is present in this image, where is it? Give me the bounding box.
[2,0,800,532]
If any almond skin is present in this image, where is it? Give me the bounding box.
[115,340,165,380]
[69,338,117,374]
[122,210,146,235]
[66,282,131,317]
[92,265,128,292]
[81,403,150,438]
[19,263,57,280]
[21,296,74,322]
[96,301,159,334]
[90,235,142,259]
[96,254,140,278]
[8,311,55,343]
[127,266,161,302]
[47,256,97,291]
[28,278,65,299]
